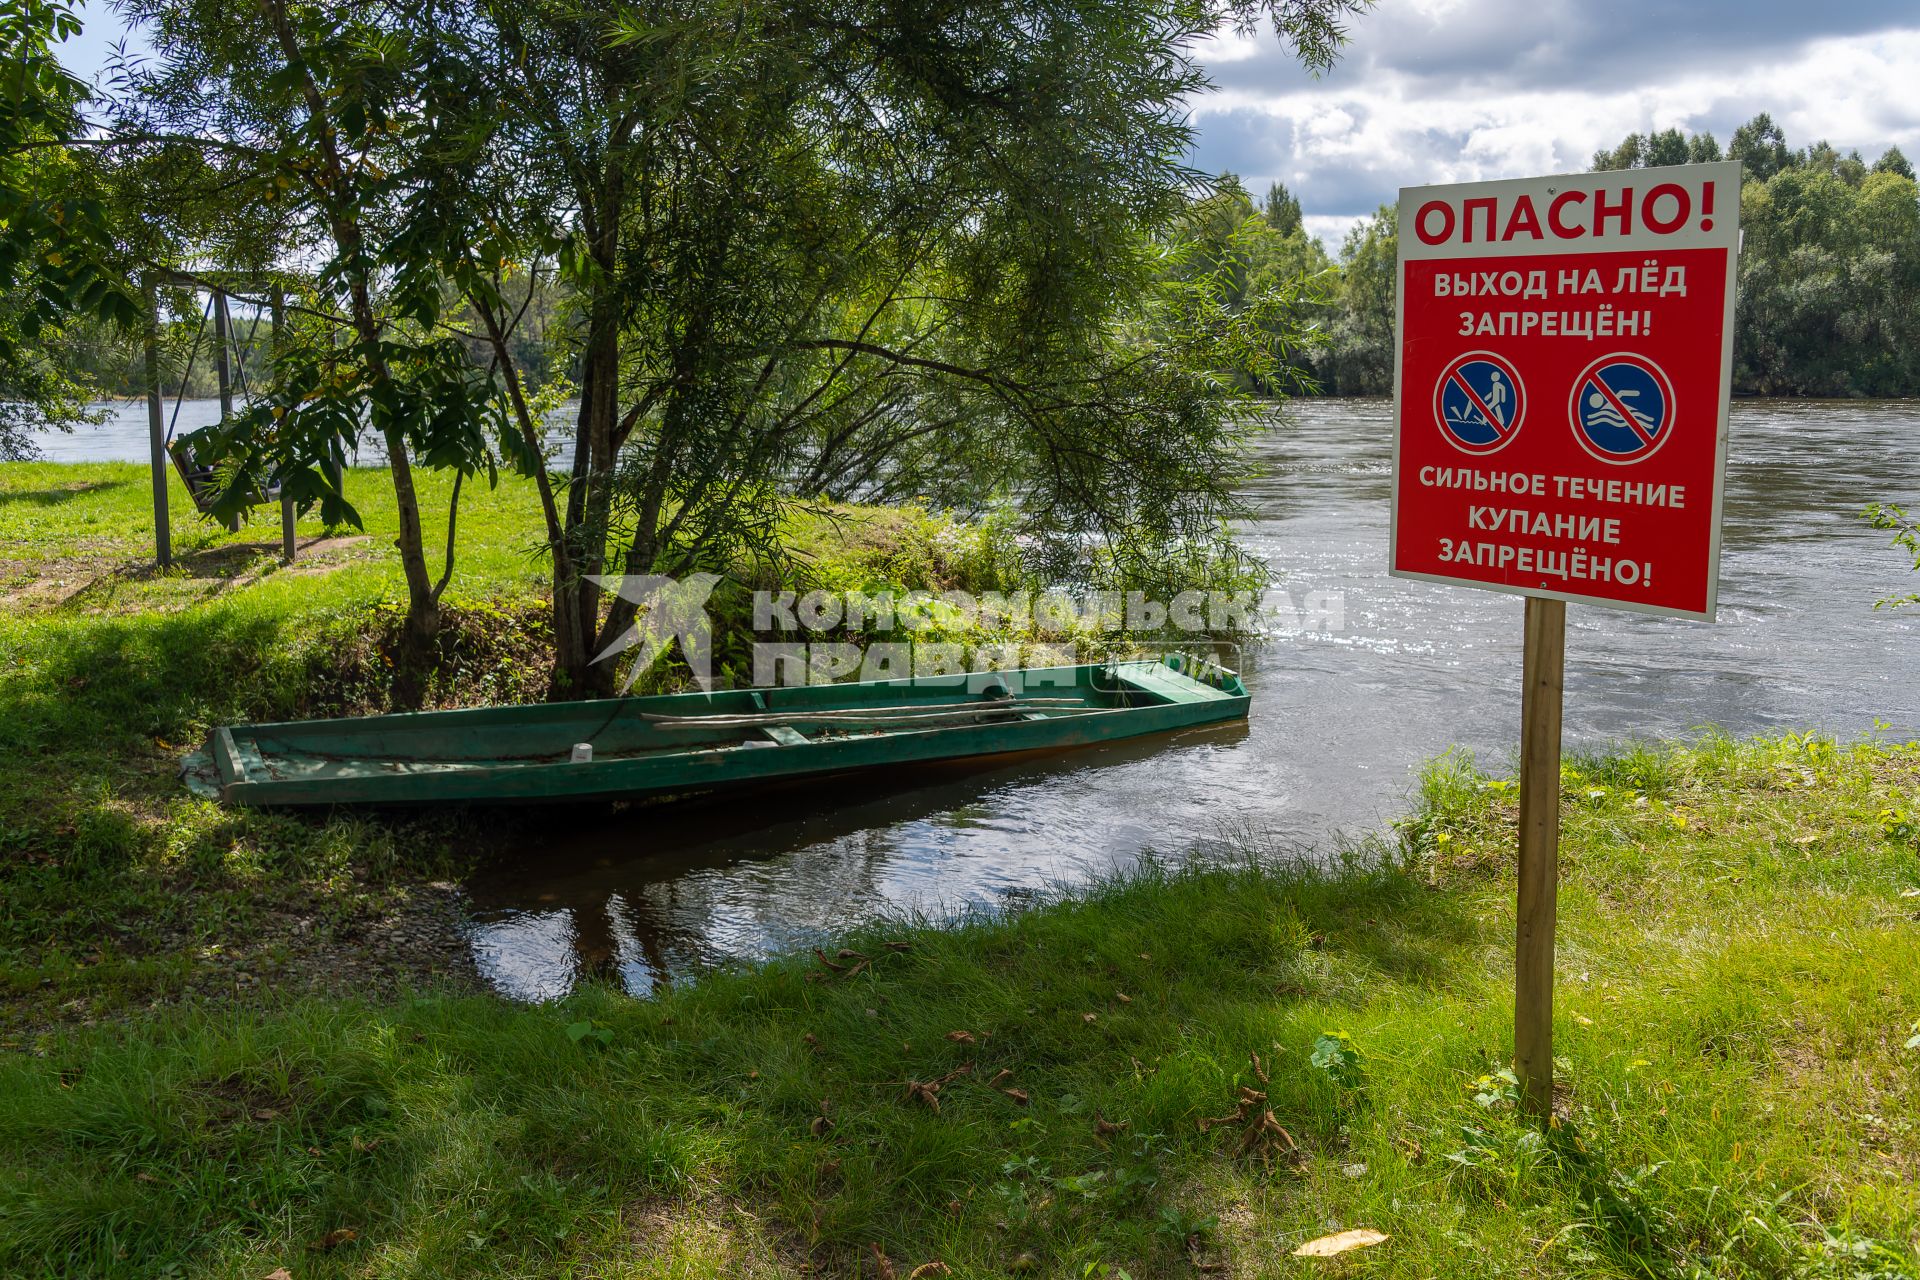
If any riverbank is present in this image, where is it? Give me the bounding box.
[0,462,1072,1036]
[1,733,1915,1278]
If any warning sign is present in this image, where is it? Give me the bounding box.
[1389,161,1740,619]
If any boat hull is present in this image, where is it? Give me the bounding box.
[182,659,1249,808]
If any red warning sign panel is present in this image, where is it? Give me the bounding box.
[1390,161,1740,619]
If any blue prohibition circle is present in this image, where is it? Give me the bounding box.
[1433,352,1525,456]
[1567,354,1675,465]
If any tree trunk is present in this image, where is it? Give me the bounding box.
[549,169,628,700]
[560,305,623,698]
[260,0,440,651]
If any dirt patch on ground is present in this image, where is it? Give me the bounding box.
[1,535,377,614]
[625,1190,816,1278]
[5,875,480,1045]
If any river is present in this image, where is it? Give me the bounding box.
[29,399,1920,1000]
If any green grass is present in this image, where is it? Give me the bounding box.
[1,733,1916,1278]
[0,463,1039,1034]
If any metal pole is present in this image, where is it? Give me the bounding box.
[1515,596,1565,1121]
[271,288,296,562]
[144,282,171,569]
[212,290,240,532]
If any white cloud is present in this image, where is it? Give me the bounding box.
[1190,13,1920,254]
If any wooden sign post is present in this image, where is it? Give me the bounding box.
[1387,163,1741,1121]
[1514,597,1564,1117]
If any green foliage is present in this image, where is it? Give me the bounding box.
[1314,203,1397,394]
[1308,1030,1365,1091]
[1863,503,1920,608]
[0,1,139,459]
[1261,181,1304,237]
[1587,115,1920,398]
[564,1019,615,1050]
[1730,112,1795,183]
[1154,174,1332,396]
[77,0,1377,692]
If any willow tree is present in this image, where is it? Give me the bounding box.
[434,0,1370,696]
[90,0,1366,693]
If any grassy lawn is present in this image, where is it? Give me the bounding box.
[0,463,1028,1035]
[0,734,1914,1278]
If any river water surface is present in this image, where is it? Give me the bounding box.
[34,400,1920,999]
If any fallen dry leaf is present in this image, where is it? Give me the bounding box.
[810,1115,834,1136]
[907,1264,952,1278]
[1081,1013,1098,1024]
[308,1227,358,1252]
[868,1243,897,1280]
[134,1171,159,1184]
[1292,1228,1388,1258]
[989,1068,1014,1088]
[264,1270,293,1280]
[944,1030,976,1045]
[1001,1087,1030,1106]
[1114,991,1132,1004]
[883,940,913,952]
[1094,1112,1129,1137]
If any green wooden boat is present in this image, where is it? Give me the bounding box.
[181,656,1249,808]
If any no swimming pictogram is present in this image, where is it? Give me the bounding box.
[1568,353,1676,465]
[1433,351,1525,456]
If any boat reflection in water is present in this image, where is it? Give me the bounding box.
[464,717,1253,999]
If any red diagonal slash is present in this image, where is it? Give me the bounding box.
[1448,370,1509,437]
[1585,371,1657,448]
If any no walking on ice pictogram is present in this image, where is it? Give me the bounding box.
[1568,353,1675,465]
[1433,351,1525,455]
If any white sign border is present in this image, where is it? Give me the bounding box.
[1386,161,1742,623]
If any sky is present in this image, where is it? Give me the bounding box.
[54,1,1920,254]
[1189,0,1920,250]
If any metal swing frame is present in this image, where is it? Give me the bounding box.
[143,274,326,568]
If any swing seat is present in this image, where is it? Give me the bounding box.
[167,439,281,518]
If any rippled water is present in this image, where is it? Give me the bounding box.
[35,399,1920,1000]
[466,399,1920,1000]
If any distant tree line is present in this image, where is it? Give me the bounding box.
[1171,114,1920,398]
